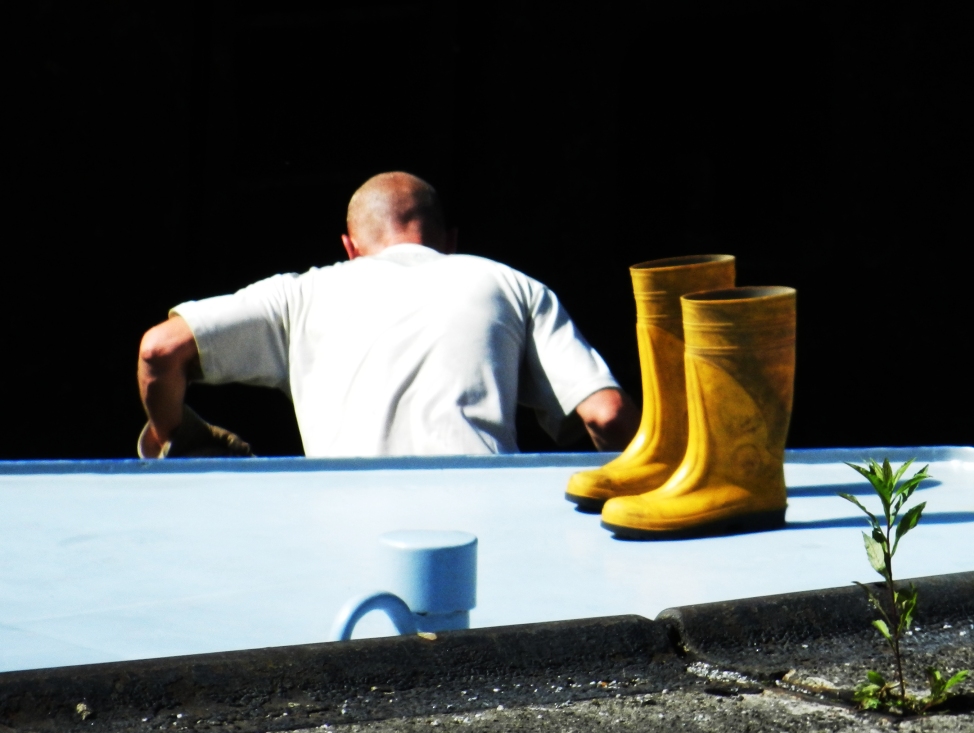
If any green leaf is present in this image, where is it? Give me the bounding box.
[923,668,968,707]
[890,458,915,488]
[853,681,882,702]
[863,532,889,578]
[845,461,873,480]
[881,457,893,485]
[854,671,901,711]
[869,473,892,514]
[943,669,970,692]
[855,694,880,710]
[897,582,917,604]
[872,619,892,641]
[846,460,892,512]
[893,502,926,554]
[897,586,918,632]
[895,468,930,503]
[837,493,880,529]
[891,491,907,519]
[853,581,891,624]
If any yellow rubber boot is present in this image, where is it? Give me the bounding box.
[601,286,796,538]
[565,255,735,512]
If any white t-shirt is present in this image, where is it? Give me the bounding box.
[173,244,619,457]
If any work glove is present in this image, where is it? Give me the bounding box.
[138,405,254,458]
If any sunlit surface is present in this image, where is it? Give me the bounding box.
[1,448,970,672]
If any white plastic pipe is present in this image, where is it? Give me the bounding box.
[328,591,418,641]
[329,530,478,640]
[379,530,477,632]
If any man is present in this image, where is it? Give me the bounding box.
[138,172,639,458]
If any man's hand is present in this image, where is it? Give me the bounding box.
[575,388,640,452]
[138,315,201,454]
[139,405,253,458]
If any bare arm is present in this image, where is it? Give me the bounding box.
[575,388,640,452]
[137,315,201,456]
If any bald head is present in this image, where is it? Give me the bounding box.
[345,172,449,256]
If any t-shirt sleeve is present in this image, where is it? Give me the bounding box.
[170,274,295,394]
[517,276,620,442]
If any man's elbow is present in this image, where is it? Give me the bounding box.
[576,388,640,452]
[139,318,198,375]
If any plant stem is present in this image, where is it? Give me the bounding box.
[884,526,906,699]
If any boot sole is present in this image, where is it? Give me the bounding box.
[601,508,786,540]
[564,492,606,514]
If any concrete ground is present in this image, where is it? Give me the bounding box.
[119,626,974,733]
[303,625,974,733]
[320,688,974,733]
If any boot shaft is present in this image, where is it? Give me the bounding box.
[682,286,796,356]
[680,286,797,486]
[630,255,736,338]
[629,255,736,459]
[681,286,797,430]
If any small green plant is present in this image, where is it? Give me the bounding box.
[840,458,969,713]
[923,667,970,710]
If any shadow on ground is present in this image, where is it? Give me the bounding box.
[786,511,974,531]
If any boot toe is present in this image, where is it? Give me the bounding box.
[567,463,676,502]
[601,486,785,537]
[565,469,621,512]
[566,468,612,500]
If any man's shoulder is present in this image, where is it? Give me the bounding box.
[442,253,538,283]
[279,251,545,302]
[441,254,547,295]
[443,252,508,271]
[286,258,358,283]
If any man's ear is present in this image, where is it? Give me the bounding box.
[341,234,362,260]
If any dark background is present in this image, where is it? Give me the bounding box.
[8,1,972,459]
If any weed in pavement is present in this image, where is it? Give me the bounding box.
[840,458,969,714]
